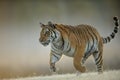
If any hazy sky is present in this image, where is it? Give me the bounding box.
[0,0,120,78]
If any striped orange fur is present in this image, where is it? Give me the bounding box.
[39,17,119,74]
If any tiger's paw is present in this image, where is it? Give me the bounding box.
[98,71,103,74]
[76,71,81,76]
[50,63,56,71]
[81,66,86,72]
[50,67,56,72]
[50,67,59,75]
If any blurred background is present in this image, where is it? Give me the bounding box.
[0,0,120,79]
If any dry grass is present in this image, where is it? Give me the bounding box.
[7,70,120,80]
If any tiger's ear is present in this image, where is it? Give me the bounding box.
[48,21,56,29]
[39,22,45,28]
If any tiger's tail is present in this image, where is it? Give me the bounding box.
[102,16,119,44]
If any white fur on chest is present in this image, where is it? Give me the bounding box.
[51,40,75,57]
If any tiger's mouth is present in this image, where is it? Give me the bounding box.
[41,40,50,46]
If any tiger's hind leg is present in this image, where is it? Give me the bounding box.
[93,50,103,74]
[82,52,92,65]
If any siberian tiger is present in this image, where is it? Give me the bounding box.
[39,17,119,74]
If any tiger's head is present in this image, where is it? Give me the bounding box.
[39,21,59,46]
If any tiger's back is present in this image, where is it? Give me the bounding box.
[55,24,102,56]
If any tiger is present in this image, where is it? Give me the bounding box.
[39,17,119,74]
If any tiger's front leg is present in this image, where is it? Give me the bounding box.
[50,63,56,72]
[49,51,62,73]
[73,46,86,73]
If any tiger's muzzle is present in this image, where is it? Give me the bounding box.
[39,38,50,46]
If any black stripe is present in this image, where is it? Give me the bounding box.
[89,43,94,53]
[110,32,115,38]
[95,53,101,61]
[96,55,102,64]
[53,31,57,39]
[96,55,102,65]
[97,58,103,66]
[51,50,61,56]
[52,53,59,60]
[94,50,98,53]
[97,65,102,71]
[99,59,103,65]
[84,42,90,58]
[115,22,119,26]
[97,65,102,68]
[105,38,107,43]
[107,37,111,42]
[50,32,54,38]
[113,17,118,21]
[51,30,57,41]
[97,66,102,71]
[103,38,105,43]
[114,29,118,33]
[115,27,119,30]
[61,37,64,49]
